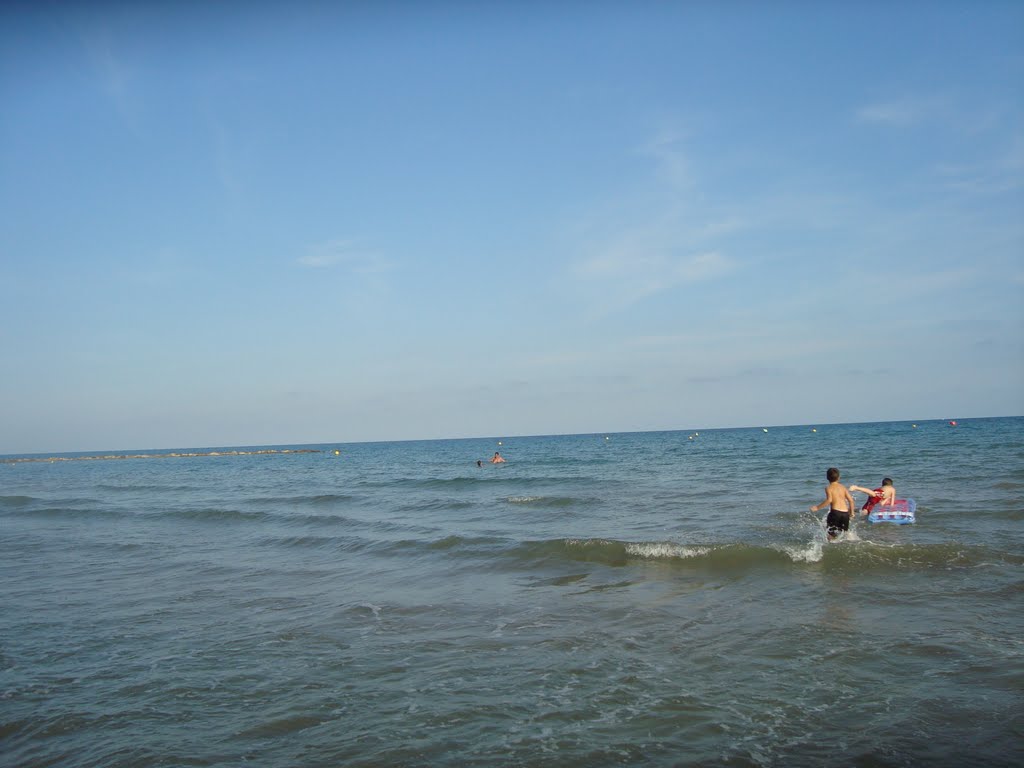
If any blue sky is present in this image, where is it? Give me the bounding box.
[2,1,1022,453]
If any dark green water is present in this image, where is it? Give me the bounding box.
[2,418,1022,766]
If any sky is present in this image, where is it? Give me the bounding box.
[2,0,1022,454]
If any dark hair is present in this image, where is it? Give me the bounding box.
[882,477,893,486]
[827,467,840,482]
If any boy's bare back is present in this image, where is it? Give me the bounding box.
[826,482,854,512]
[812,480,854,513]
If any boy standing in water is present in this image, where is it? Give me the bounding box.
[810,467,855,539]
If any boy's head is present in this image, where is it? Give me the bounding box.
[827,467,840,482]
[882,477,893,487]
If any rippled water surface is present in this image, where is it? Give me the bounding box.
[2,418,1022,766]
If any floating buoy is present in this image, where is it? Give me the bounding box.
[762,428,768,433]
[811,428,817,433]
[334,450,340,455]
[949,421,957,427]
[912,424,917,428]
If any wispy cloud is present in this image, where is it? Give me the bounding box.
[855,95,948,127]
[564,122,742,315]
[80,26,136,126]
[297,239,392,273]
[856,101,922,126]
[638,128,694,190]
[573,245,734,311]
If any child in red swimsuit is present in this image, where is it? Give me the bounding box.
[850,478,896,516]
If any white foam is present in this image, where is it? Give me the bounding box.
[778,541,824,563]
[625,542,710,559]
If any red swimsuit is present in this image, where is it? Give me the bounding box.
[862,488,884,512]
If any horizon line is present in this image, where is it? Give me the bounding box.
[2,414,1018,459]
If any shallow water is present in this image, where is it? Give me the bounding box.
[2,418,1022,766]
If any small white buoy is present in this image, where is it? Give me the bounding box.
[763,428,768,433]
[811,428,817,433]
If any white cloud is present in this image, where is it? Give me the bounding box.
[80,26,137,126]
[638,128,693,190]
[573,245,734,311]
[855,96,945,127]
[296,239,391,273]
[563,123,744,316]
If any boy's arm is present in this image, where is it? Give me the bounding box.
[810,488,831,512]
[850,485,879,496]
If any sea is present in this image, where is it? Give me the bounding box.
[2,417,1022,767]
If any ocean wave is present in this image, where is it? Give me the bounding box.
[266,529,1021,573]
[505,496,591,507]
[157,508,272,523]
[356,474,602,490]
[249,494,360,505]
[362,476,483,489]
[499,538,1020,572]
[308,493,358,505]
[259,534,371,552]
[97,483,200,493]
[992,480,1024,491]
[416,534,508,553]
[396,498,478,513]
[0,495,37,507]
[0,495,103,511]
[3,505,130,520]
[547,539,802,567]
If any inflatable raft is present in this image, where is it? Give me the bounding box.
[867,498,916,524]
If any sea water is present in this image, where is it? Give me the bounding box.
[2,418,1022,767]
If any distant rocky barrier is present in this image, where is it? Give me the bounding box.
[2,449,322,464]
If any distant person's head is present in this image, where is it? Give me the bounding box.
[882,477,893,487]
[827,467,840,482]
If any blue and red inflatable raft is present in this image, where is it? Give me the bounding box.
[866,498,916,524]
